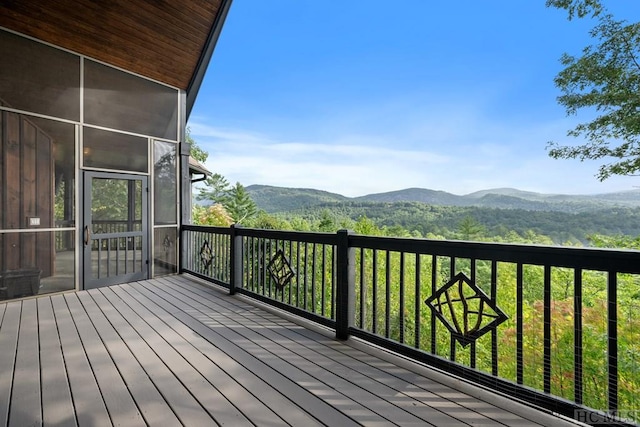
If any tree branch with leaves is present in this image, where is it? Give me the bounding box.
[546,0,640,180]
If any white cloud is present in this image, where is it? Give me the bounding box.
[188,107,638,197]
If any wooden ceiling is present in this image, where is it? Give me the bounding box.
[0,0,227,91]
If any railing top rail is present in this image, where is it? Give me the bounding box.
[183,224,232,235]
[92,219,143,222]
[351,234,640,274]
[236,227,337,245]
[184,225,337,245]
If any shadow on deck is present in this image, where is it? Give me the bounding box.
[0,275,580,426]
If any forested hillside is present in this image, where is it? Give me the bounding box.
[247,185,640,213]
[245,185,640,244]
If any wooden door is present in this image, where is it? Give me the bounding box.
[0,111,54,276]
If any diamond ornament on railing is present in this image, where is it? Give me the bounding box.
[425,272,508,347]
[199,240,214,269]
[267,249,295,291]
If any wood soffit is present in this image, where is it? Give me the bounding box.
[0,0,224,90]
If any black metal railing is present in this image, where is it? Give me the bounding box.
[181,224,640,426]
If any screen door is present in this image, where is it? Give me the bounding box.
[83,171,148,289]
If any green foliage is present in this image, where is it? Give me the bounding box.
[587,233,640,249]
[546,0,603,20]
[192,204,232,226]
[270,200,640,245]
[317,209,336,232]
[353,216,383,236]
[197,173,231,205]
[225,182,258,224]
[246,211,291,230]
[187,126,208,163]
[91,179,141,221]
[456,216,485,240]
[194,172,258,225]
[546,1,640,180]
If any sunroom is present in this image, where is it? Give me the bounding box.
[0,0,227,295]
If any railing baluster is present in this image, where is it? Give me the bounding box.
[491,260,498,376]
[296,240,301,308]
[431,255,437,355]
[117,236,121,275]
[450,256,456,279]
[331,245,336,320]
[246,236,251,291]
[385,250,391,339]
[517,263,523,385]
[608,271,618,413]
[544,265,552,394]
[450,256,456,361]
[574,268,583,405]
[415,253,421,349]
[399,252,405,344]
[322,244,327,317]
[260,237,265,295]
[279,240,286,303]
[223,231,228,281]
[470,258,477,369]
[303,242,308,310]
[106,238,111,277]
[360,248,366,329]
[311,243,317,312]
[288,240,294,305]
[372,249,378,335]
[253,236,258,292]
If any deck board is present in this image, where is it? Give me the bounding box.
[37,297,76,427]
[52,294,111,427]
[0,274,581,427]
[69,292,146,427]
[0,303,20,427]
[10,299,41,427]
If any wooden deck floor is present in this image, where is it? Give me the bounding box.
[0,274,580,426]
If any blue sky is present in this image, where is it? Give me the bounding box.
[188,1,640,197]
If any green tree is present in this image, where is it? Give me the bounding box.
[457,216,485,240]
[197,173,231,205]
[317,209,336,232]
[354,215,382,236]
[546,0,640,179]
[192,204,233,226]
[246,211,291,230]
[226,182,258,224]
[187,126,208,163]
[587,233,640,249]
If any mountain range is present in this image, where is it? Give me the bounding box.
[246,185,640,213]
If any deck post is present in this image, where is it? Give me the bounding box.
[229,224,243,295]
[336,229,355,340]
